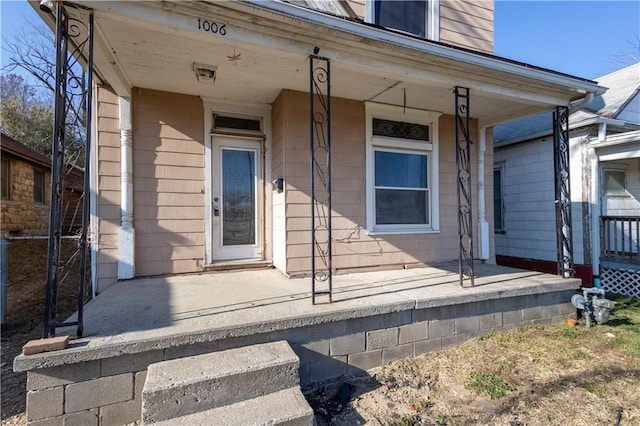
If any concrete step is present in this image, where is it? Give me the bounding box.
[141,340,300,424]
[154,387,314,426]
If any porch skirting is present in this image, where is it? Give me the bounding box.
[15,265,579,425]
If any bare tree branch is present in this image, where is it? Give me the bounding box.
[1,18,89,165]
[613,35,640,67]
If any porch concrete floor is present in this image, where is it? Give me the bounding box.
[15,263,581,371]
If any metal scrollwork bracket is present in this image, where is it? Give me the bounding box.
[309,55,332,304]
[454,87,474,287]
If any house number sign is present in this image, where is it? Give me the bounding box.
[197,18,227,36]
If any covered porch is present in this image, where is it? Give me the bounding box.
[31,0,603,301]
[591,130,640,298]
[14,264,580,424]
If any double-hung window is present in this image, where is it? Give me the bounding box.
[366,103,440,234]
[367,0,439,40]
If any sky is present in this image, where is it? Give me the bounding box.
[494,1,640,80]
[1,0,639,82]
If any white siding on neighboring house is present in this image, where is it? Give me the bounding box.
[494,63,639,276]
[494,134,587,265]
[494,138,556,262]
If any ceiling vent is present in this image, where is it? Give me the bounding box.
[193,63,217,84]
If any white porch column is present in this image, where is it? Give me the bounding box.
[118,96,135,279]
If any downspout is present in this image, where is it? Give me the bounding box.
[569,92,594,114]
[90,83,98,297]
[477,126,490,260]
[588,146,601,288]
[588,120,606,288]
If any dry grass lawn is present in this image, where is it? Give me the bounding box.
[310,295,640,426]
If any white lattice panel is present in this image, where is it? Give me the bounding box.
[601,267,640,299]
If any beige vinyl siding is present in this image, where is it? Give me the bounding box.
[96,87,121,291]
[132,88,205,277]
[440,0,494,53]
[346,0,365,18]
[275,90,483,276]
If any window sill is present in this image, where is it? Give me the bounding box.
[367,229,440,236]
[603,192,630,198]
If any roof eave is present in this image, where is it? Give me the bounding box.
[495,115,634,148]
[232,0,605,96]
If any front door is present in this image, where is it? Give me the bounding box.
[211,136,262,261]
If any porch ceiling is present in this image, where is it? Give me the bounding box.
[94,13,481,117]
[36,1,604,126]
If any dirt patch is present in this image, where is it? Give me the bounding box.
[308,296,640,425]
[1,239,88,426]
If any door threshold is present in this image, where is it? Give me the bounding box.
[204,259,273,272]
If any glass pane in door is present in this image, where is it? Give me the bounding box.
[222,149,256,246]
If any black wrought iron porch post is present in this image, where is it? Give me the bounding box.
[309,55,332,304]
[43,4,94,338]
[44,3,69,338]
[553,106,574,278]
[76,11,94,337]
[454,87,474,287]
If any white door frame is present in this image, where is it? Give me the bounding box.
[202,99,272,265]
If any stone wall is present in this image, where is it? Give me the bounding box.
[23,290,575,425]
[1,156,50,235]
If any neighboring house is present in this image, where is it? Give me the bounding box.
[494,62,640,297]
[1,132,84,236]
[31,0,605,295]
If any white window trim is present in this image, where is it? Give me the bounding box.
[365,0,439,41]
[365,102,441,234]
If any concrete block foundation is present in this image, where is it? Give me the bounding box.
[14,266,580,425]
